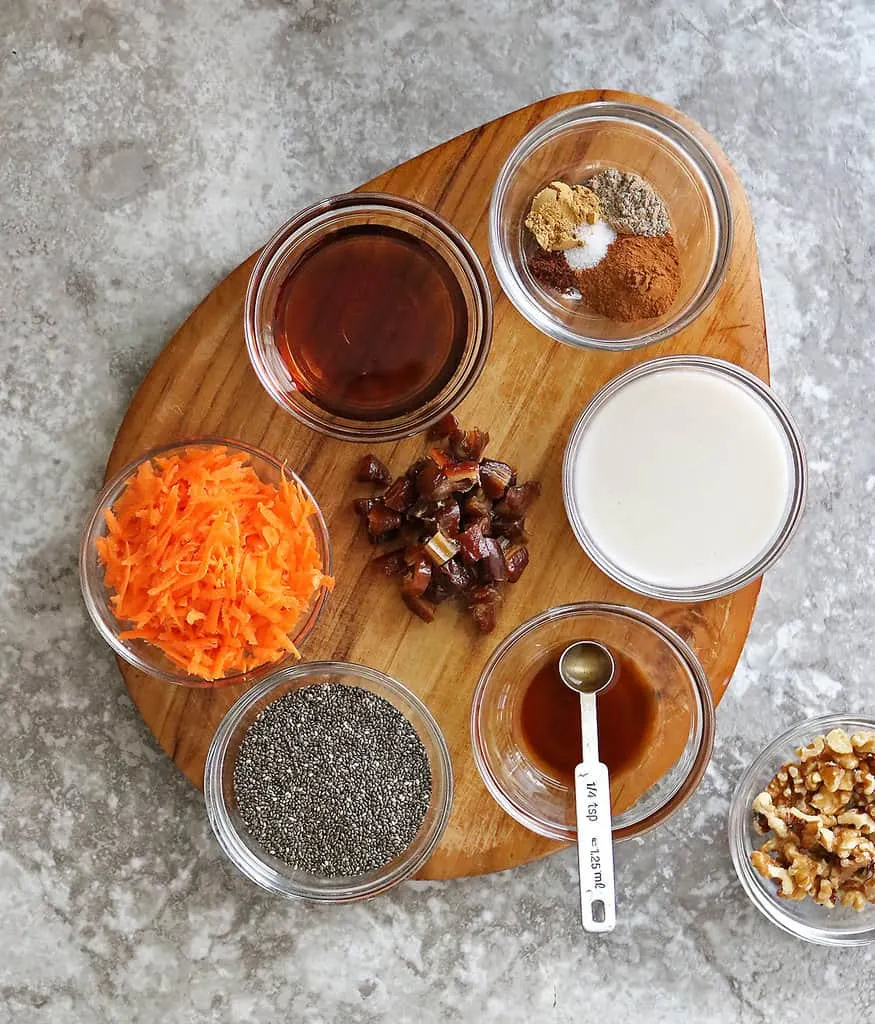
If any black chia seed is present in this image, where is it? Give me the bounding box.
[233,684,433,877]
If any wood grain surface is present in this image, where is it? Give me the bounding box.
[106,90,768,880]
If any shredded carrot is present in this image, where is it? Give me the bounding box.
[95,446,333,680]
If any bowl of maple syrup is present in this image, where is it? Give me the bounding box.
[245,193,493,443]
[470,602,715,841]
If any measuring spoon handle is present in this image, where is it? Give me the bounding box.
[575,761,616,933]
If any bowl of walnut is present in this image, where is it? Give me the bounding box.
[729,714,875,946]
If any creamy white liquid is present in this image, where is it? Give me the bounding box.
[570,368,793,588]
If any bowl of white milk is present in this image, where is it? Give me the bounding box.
[563,356,806,601]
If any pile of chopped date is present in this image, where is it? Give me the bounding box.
[352,415,540,633]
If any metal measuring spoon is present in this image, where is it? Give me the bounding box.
[558,640,617,933]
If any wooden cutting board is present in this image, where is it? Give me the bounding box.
[107,90,767,880]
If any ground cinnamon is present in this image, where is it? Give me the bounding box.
[577,235,681,321]
[528,249,578,293]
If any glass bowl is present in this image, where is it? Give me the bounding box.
[79,437,332,687]
[562,355,807,602]
[729,713,875,947]
[470,602,714,841]
[204,661,454,901]
[244,192,492,443]
[489,101,733,350]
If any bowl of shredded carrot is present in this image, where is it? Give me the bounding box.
[80,438,334,686]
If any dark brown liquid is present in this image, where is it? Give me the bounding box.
[519,649,658,783]
[273,224,469,421]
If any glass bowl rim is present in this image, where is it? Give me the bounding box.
[562,354,808,602]
[204,660,455,902]
[244,190,493,443]
[488,100,734,351]
[470,601,715,842]
[728,712,875,947]
[79,435,333,687]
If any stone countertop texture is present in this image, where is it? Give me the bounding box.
[2,0,874,1021]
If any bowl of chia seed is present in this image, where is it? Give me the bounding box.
[204,661,453,901]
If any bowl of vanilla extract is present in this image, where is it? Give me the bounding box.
[471,602,715,841]
[245,192,493,443]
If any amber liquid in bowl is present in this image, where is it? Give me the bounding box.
[519,649,658,784]
[273,224,469,421]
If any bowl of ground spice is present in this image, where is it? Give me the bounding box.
[489,102,733,350]
[204,661,453,901]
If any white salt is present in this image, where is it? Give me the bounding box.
[564,220,616,271]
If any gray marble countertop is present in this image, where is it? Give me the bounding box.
[3,1,874,1021]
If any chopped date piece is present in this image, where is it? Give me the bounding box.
[505,544,529,583]
[462,489,492,523]
[437,557,476,593]
[480,459,515,500]
[366,504,402,543]
[401,555,432,598]
[468,585,502,634]
[405,458,429,481]
[402,591,436,623]
[415,461,457,502]
[458,522,492,564]
[427,446,454,470]
[382,475,416,512]
[410,497,452,531]
[492,515,527,542]
[448,428,490,461]
[496,481,541,517]
[409,497,435,523]
[432,477,460,503]
[415,459,442,498]
[470,584,502,605]
[465,514,492,539]
[355,454,392,486]
[434,500,461,538]
[471,603,497,633]
[403,543,427,565]
[470,602,497,633]
[442,460,480,493]
[424,531,461,567]
[371,549,408,576]
[427,412,459,439]
[353,496,379,519]
[479,537,508,583]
